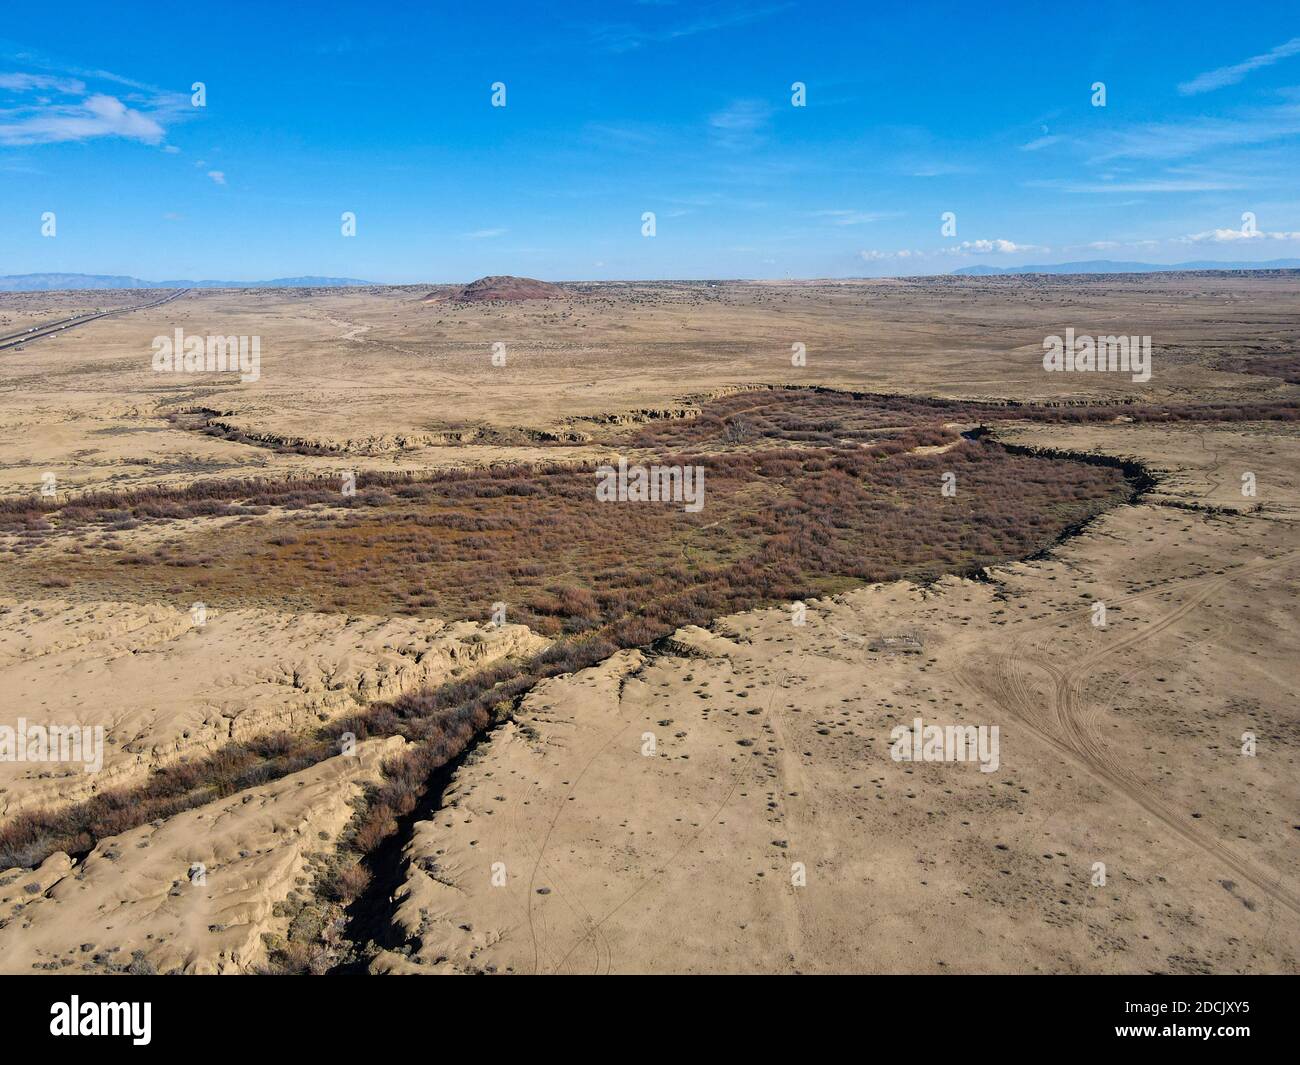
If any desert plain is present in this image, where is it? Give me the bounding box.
[0,272,1296,974]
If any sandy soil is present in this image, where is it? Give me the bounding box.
[0,277,1296,975]
[0,600,545,817]
[1,275,1294,498]
[373,422,1299,974]
[0,736,405,974]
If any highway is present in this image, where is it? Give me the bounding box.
[0,288,189,352]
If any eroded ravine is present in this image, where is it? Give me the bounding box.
[3,387,1293,973]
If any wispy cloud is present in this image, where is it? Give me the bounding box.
[1028,176,1244,193]
[708,99,771,151]
[0,64,189,146]
[583,121,666,150]
[897,157,973,178]
[0,72,85,94]
[206,169,226,185]
[1058,239,1162,252]
[462,227,507,239]
[948,239,1046,255]
[1178,36,1300,95]
[0,91,166,145]
[811,209,895,226]
[1091,105,1300,161]
[588,3,791,53]
[1179,227,1300,243]
[860,248,925,261]
[860,238,1043,260]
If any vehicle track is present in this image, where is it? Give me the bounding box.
[546,651,813,975]
[958,550,1300,919]
[522,675,635,975]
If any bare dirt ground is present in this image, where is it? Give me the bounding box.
[0,275,1296,973]
[375,422,1297,974]
[0,602,545,818]
[1,274,1292,497]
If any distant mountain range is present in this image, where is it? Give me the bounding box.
[951,259,1300,276]
[7,264,1299,291]
[0,273,373,292]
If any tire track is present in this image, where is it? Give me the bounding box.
[548,646,812,975]
[959,550,1300,919]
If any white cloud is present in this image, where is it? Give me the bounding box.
[589,3,793,53]
[859,248,925,260]
[584,121,665,150]
[1061,239,1162,252]
[1178,36,1300,95]
[0,72,85,94]
[0,68,189,147]
[463,227,507,239]
[1020,134,1061,151]
[206,169,226,185]
[0,91,166,146]
[948,239,1045,255]
[861,239,1044,260]
[1030,177,1243,193]
[1179,227,1300,243]
[813,209,892,226]
[906,163,970,177]
[708,99,771,150]
[1091,106,1300,162]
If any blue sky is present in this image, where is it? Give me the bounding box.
[2,0,1299,281]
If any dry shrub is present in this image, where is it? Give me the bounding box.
[0,388,1186,871]
[333,864,371,902]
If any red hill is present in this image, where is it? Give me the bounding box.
[428,275,568,303]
